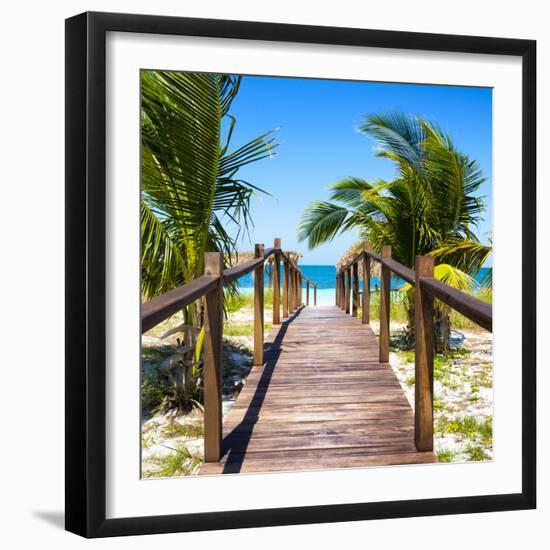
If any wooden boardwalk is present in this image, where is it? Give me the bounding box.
[200,305,435,475]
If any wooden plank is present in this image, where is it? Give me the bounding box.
[223,435,418,454]
[352,261,359,317]
[273,238,281,325]
[379,245,391,362]
[231,395,410,409]
[364,250,415,285]
[421,277,492,331]
[289,268,295,312]
[203,253,223,462]
[199,304,434,474]
[282,258,289,318]
[253,244,265,366]
[345,269,351,314]
[200,450,435,475]
[141,275,217,333]
[224,418,414,435]
[415,256,435,452]
[362,241,371,324]
[345,247,490,331]
[223,256,264,284]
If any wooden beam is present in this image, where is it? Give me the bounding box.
[306,279,310,305]
[294,271,298,308]
[273,238,281,325]
[341,272,344,311]
[141,275,217,333]
[293,269,297,311]
[352,261,359,317]
[203,252,223,462]
[420,277,492,332]
[283,257,289,318]
[296,271,300,308]
[254,243,265,366]
[379,245,391,363]
[415,256,435,452]
[223,256,265,284]
[289,268,295,312]
[339,272,345,310]
[362,241,371,324]
[362,250,415,286]
[345,269,351,314]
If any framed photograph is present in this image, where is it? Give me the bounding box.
[65,11,536,538]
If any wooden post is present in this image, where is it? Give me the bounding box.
[379,245,391,363]
[296,271,300,307]
[283,258,289,318]
[314,284,317,306]
[273,238,281,325]
[298,273,302,306]
[289,268,295,311]
[306,280,310,305]
[339,272,345,310]
[295,270,299,310]
[288,267,293,312]
[415,255,435,451]
[337,273,342,307]
[203,252,223,462]
[362,241,371,324]
[293,269,298,311]
[352,262,359,317]
[345,269,351,314]
[335,274,339,305]
[253,243,265,366]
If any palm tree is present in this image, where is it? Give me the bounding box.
[298,112,491,351]
[140,71,277,411]
[141,71,277,304]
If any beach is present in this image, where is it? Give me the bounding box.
[141,296,493,476]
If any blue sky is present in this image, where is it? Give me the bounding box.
[226,75,493,265]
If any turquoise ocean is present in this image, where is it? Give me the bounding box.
[237,265,491,306]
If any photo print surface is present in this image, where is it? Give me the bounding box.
[140,71,493,479]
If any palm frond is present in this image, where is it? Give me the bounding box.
[141,71,277,298]
[429,238,491,276]
[297,201,354,249]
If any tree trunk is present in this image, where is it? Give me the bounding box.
[402,295,415,349]
[434,306,451,353]
[403,298,451,352]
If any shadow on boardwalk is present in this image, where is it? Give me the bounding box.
[221,307,304,474]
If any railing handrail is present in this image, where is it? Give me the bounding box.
[335,240,492,453]
[142,244,314,334]
[223,256,266,284]
[420,277,492,332]
[142,275,218,333]
[337,248,491,332]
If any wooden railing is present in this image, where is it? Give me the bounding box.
[336,241,492,452]
[141,238,316,462]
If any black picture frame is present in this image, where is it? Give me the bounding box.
[65,11,536,538]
